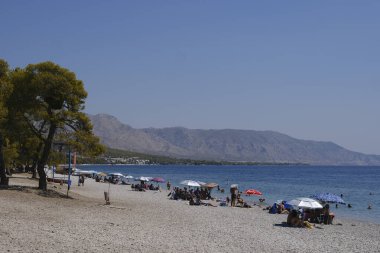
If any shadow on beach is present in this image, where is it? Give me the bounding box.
[0,184,72,199]
[273,222,291,228]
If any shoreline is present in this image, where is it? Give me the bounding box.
[1,174,380,252]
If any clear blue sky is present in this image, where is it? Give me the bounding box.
[1,1,379,154]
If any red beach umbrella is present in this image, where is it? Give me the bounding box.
[151,177,165,183]
[244,189,263,196]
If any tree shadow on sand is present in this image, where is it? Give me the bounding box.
[0,185,72,199]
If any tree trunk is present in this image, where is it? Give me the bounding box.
[31,161,37,178]
[32,143,43,178]
[37,124,56,190]
[0,133,8,186]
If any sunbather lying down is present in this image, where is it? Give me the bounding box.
[189,197,218,207]
[202,202,217,207]
[236,197,252,208]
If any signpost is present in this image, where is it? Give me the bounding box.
[67,148,71,197]
[53,142,73,198]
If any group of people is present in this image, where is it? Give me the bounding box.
[227,187,252,208]
[131,182,160,191]
[169,187,212,201]
[268,201,289,214]
[286,204,335,228]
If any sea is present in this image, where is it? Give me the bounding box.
[77,164,380,224]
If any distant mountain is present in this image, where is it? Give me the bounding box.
[88,113,380,165]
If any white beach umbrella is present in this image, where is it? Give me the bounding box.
[109,172,124,177]
[230,184,238,189]
[136,176,150,182]
[287,197,323,209]
[180,180,201,187]
[124,175,134,179]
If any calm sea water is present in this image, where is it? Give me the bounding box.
[78,164,380,224]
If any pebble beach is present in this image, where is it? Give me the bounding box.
[1,174,380,253]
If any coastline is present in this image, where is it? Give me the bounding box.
[1,174,379,253]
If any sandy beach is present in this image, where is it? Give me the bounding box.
[1,174,379,253]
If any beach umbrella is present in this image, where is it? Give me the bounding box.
[287,197,323,209]
[135,176,150,182]
[97,172,107,177]
[109,172,124,177]
[124,175,134,179]
[180,180,201,187]
[203,182,219,189]
[230,184,238,189]
[310,193,346,204]
[244,189,263,196]
[197,181,206,186]
[151,177,165,183]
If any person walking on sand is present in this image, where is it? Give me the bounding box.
[230,187,237,207]
[81,175,85,186]
[167,181,171,191]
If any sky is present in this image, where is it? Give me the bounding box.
[1,1,379,154]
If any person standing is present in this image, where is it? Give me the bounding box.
[167,181,171,191]
[230,187,237,207]
[81,175,85,186]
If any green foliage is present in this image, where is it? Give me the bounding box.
[0,59,16,184]
[1,59,104,188]
[0,59,12,123]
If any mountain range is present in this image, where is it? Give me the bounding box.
[88,113,380,165]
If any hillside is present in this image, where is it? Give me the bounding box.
[88,114,380,165]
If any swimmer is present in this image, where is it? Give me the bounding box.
[368,204,372,210]
[347,204,352,208]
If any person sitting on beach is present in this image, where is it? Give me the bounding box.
[237,196,244,207]
[287,210,302,227]
[323,204,334,224]
[194,188,200,196]
[242,202,252,208]
[277,202,289,214]
[195,196,202,205]
[269,203,278,214]
[206,189,212,200]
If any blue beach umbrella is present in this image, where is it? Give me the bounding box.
[310,193,346,204]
